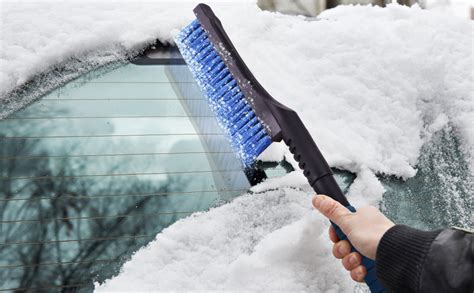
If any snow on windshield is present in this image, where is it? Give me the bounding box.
[1,1,472,291]
[98,184,356,291]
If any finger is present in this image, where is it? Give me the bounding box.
[342,252,361,271]
[312,195,352,230]
[332,240,351,259]
[350,265,366,283]
[329,226,339,243]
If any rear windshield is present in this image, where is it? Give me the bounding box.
[1,46,470,292]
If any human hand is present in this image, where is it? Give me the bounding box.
[312,195,394,282]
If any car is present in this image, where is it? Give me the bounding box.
[0,44,470,292]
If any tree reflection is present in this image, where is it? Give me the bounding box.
[0,130,189,292]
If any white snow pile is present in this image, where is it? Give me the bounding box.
[98,182,355,292]
[0,1,204,116]
[0,1,254,104]
[1,1,472,291]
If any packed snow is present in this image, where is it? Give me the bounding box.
[98,184,355,292]
[1,1,472,291]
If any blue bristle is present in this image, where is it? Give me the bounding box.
[175,19,272,167]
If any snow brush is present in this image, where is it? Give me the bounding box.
[175,4,386,292]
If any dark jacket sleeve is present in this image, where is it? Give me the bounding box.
[375,225,473,293]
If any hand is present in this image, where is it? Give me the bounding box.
[312,194,394,282]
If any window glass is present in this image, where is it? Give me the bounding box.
[0,51,251,291]
[380,126,472,230]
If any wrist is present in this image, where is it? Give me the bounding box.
[375,225,442,292]
[371,222,395,259]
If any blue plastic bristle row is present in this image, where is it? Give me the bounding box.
[175,19,272,167]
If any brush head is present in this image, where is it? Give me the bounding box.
[175,18,273,167]
[175,4,352,209]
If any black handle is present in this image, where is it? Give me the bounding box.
[272,106,349,205]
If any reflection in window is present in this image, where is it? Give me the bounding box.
[0,52,253,291]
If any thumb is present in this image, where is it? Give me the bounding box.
[312,195,352,230]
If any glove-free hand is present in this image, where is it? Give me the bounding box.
[312,195,394,282]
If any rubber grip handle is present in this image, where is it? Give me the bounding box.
[332,206,386,293]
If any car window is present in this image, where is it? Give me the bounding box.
[0,45,356,291]
[380,126,472,230]
[0,47,256,291]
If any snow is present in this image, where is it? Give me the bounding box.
[0,1,219,116]
[2,2,472,181]
[243,4,472,181]
[1,1,472,291]
[96,186,355,292]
